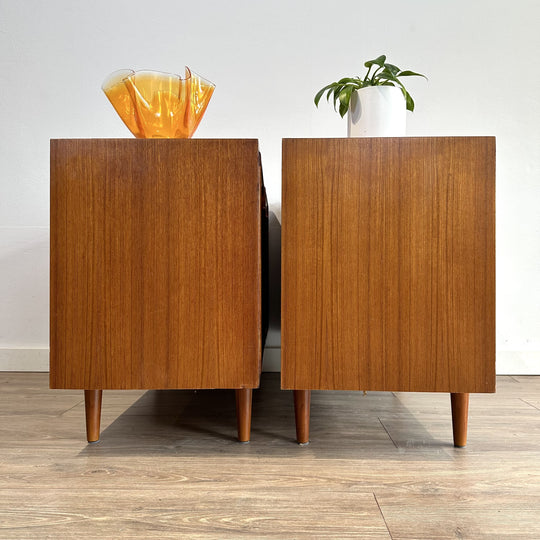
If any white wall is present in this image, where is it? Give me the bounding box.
[1,0,538,373]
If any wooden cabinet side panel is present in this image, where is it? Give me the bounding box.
[50,139,261,390]
[282,137,495,393]
[50,140,110,389]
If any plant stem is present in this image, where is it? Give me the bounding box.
[371,65,384,82]
[363,65,373,84]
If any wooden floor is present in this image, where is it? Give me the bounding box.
[1,373,539,539]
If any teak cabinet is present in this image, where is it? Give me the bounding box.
[50,139,266,443]
[282,137,495,447]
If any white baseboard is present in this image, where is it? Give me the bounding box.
[496,351,540,375]
[1,348,537,375]
[0,348,49,371]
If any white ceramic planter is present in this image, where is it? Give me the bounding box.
[347,86,406,137]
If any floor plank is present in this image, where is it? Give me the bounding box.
[0,489,390,539]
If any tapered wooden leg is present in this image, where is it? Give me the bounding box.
[451,392,469,447]
[84,390,102,443]
[235,388,252,443]
[294,390,311,445]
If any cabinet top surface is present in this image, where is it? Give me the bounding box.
[50,138,261,159]
[50,138,259,143]
[282,136,495,143]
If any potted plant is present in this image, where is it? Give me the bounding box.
[314,54,426,137]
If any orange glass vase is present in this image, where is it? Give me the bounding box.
[102,68,215,138]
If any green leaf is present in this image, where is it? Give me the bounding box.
[338,86,354,118]
[338,100,349,118]
[364,54,386,68]
[403,90,415,112]
[332,84,345,100]
[336,77,362,86]
[384,63,400,76]
[375,68,399,83]
[314,84,334,106]
[332,85,345,111]
[338,85,353,102]
[397,70,427,79]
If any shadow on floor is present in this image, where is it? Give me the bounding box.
[79,373,456,461]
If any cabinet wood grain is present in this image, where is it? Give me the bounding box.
[51,139,263,392]
[282,137,495,394]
